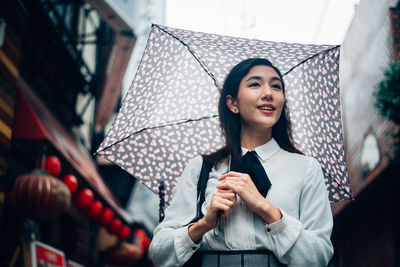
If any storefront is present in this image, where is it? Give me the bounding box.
[3,78,151,266]
[0,0,151,266]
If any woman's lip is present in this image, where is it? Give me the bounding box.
[258,104,275,109]
[259,109,274,114]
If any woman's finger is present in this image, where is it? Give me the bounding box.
[217,189,234,193]
[221,195,236,204]
[213,200,235,218]
[220,178,246,187]
[215,191,236,199]
[217,179,251,196]
[216,181,240,193]
[218,171,244,180]
[212,195,235,207]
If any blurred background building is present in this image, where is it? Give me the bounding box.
[330,0,400,266]
[0,0,399,266]
[0,0,161,266]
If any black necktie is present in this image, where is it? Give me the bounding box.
[235,151,272,197]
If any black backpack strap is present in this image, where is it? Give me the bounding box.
[182,158,213,267]
[191,158,213,223]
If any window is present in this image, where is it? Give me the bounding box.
[360,132,381,177]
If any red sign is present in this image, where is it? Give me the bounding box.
[31,241,66,267]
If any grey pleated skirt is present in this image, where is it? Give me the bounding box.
[200,250,287,267]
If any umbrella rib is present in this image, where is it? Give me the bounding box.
[97,114,220,152]
[321,168,354,201]
[154,24,222,91]
[284,43,350,201]
[283,45,340,76]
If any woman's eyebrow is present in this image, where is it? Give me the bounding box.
[271,76,282,83]
[246,76,282,83]
[245,76,263,82]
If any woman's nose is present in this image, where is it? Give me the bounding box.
[261,85,273,100]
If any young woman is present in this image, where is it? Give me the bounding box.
[149,58,333,266]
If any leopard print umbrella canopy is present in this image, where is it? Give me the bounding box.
[97,24,352,203]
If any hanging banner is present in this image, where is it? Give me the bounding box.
[31,241,66,267]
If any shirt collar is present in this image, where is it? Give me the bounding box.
[241,138,281,162]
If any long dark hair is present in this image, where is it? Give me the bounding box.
[202,58,302,169]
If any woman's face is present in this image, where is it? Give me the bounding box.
[228,65,285,132]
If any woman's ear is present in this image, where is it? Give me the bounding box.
[226,95,239,114]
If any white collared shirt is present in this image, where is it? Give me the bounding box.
[149,138,334,266]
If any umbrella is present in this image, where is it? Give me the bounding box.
[96,24,352,204]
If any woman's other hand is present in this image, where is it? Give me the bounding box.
[217,171,281,224]
[188,189,236,243]
[204,189,237,226]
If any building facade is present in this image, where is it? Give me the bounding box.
[331,0,400,266]
[0,0,152,266]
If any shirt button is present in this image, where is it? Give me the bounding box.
[266,228,271,232]
[192,247,196,250]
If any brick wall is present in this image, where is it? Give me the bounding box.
[331,0,400,266]
[333,0,398,214]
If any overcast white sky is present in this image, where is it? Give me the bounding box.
[165,0,358,45]
[122,0,358,99]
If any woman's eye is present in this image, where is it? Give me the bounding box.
[272,84,282,90]
[249,82,260,87]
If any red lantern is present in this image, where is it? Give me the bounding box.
[108,218,122,234]
[118,225,131,240]
[9,172,71,218]
[99,208,114,225]
[103,242,142,265]
[44,156,61,177]
[87,200,103,219]
[134,229,151,252]
[103,228,150,265]
[74,188,93,209]
[61,174,78,195]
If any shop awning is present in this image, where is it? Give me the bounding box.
[13,78,132,223]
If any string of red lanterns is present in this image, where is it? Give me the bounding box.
[10,154,132,241]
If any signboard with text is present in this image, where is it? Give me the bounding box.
[31,241,66,267]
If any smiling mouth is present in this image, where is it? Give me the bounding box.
[258,106,275,111]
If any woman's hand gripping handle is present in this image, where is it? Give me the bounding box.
[188,189,236,243]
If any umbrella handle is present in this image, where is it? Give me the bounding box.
[158,181,165,222]
[213,211,222,237]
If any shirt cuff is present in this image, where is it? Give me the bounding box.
[263,209,303,264]
[264,209,303,236]
[173,225,202,265]
[264,209,285,234]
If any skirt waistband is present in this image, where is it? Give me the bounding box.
[200,250,287,267]
[200,249,273,255]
